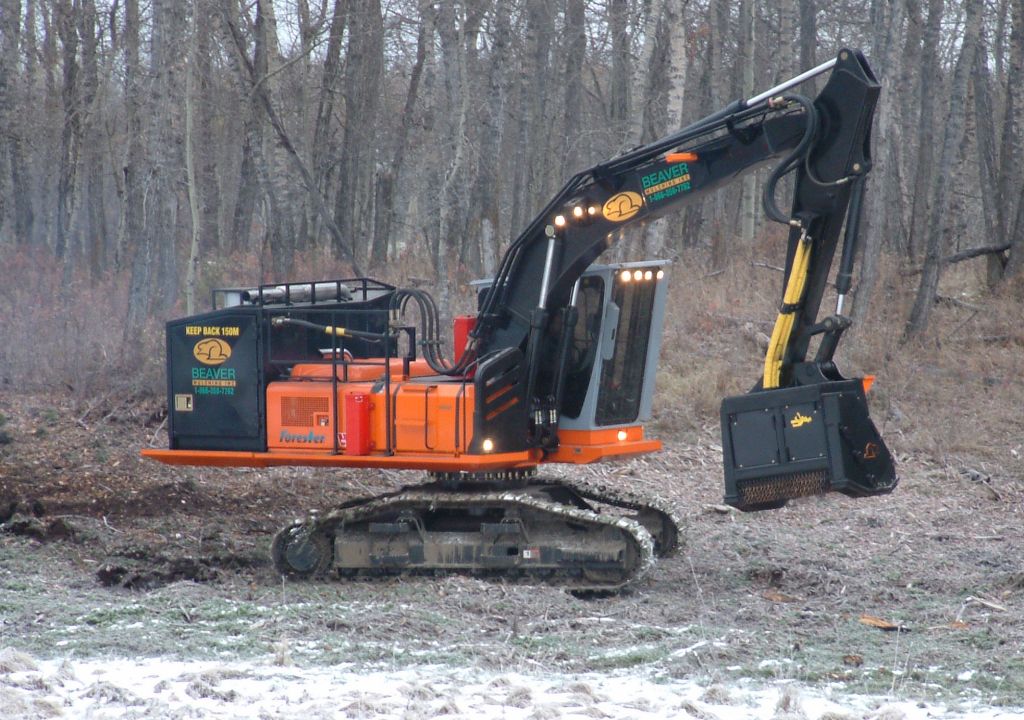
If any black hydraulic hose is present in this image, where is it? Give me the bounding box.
[761,94,819,226]
[270,316,389,341]
[390,287,465,375]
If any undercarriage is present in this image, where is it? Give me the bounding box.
[271,471,681,594]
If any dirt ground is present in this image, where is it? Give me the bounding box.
[1,389,1023,712]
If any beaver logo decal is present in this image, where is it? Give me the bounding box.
[193,338,232,366]
[602,191,643,222]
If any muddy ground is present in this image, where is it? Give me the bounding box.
[1,390,1023,712]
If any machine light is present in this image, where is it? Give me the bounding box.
[482,438,495,453]
[644,270,653,281]
[656,269,665,280]
[554,214,567,228]
[573,206,584,218]
[588,206,598,215]
[633,269,643,281]
[616,430,628,442]
[620,270,632,282]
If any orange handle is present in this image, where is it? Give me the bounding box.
[665,152,698,163]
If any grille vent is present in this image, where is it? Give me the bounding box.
[737,470,829,506]
[281,396,329,427]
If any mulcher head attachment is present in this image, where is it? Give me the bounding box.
[720,379,897,512]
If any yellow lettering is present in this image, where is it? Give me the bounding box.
[185,326,202,336]
[222,326,240,337]
[203,326,220,336]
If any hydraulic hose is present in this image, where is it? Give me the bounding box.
[270,316,390,341]
[761,94,818,226]
[762,229,813,389]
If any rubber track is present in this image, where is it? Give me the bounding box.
[280,484,656,593]
[548,474,684,557]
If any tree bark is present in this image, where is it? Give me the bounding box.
[471,0,512,276]
[332,0,384,269]
[185,2,202,314]
[905,0,982,338]
[739,0,757,247]
[609,0,631,147]
[311,0,347,199]
[798,0,816,70]
[195,0,220,254]
[54,0,80,261]
[855,0,906,324]
[906,0,943,261]
[629,0,664,146]
[0,0,35,246]
[150,0,184,311]
[123,0,151,334]
[1001,0,1024,276]
[971,28,1007,287]
[79,0,106,280]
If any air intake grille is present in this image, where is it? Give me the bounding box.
[281,396,329,427]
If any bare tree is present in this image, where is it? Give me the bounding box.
[0,0,35,246]
[905,0,944,261]
[1002,0,1024,276]
[905,0,983,338]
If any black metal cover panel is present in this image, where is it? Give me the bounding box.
[167,308,264,451]
[729,409,780,469]
[781,403,826,462]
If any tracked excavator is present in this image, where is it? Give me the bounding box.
[143,49,897,592]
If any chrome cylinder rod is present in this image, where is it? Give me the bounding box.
[745,57,837,108]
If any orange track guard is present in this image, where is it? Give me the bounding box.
[547,426,662,464]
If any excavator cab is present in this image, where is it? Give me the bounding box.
[539,262,669,434]
[469,260,670,463]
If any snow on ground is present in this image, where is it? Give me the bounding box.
[1,649,1021,720]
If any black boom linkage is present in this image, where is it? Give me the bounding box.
[455,49,879,453]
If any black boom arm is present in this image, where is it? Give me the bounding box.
[465,49,880,450]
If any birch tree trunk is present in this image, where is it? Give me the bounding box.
[630,0,664,146]
[185,5,202,314]
[971,28,1007,287]
[372,0,432,270]
[79,0,106,280]
[906,0,944,261]
[1001,0,1024,276]
[54,0,80,261]
[905,0,982,338]
[123,0,152,334]
[855,0,906,323]
[739,0,757,247]
[474,0,512,276]
[333,0,384,269]
[0,0,35,246]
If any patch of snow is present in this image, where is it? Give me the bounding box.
[0,654,1019,720]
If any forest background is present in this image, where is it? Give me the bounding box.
[0,0,1022,400]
